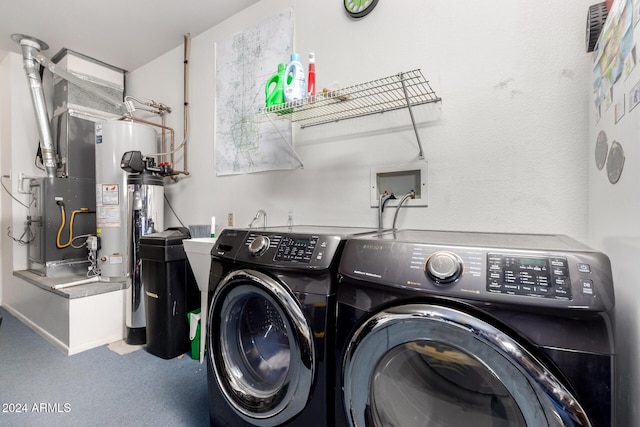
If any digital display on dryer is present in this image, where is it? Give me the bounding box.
[487,254,571,300]
[516,257,549,268]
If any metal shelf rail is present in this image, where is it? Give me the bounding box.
[261,69,441,162]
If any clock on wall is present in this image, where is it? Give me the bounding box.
[344,0,379,19]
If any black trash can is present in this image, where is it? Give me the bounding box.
[140,227,199,359]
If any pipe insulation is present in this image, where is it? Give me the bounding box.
[33,52,124,110]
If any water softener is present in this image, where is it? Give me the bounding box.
[121,151,171,344]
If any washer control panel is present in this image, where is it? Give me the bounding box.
[213,227,379,270]
[244,232,326,265]
[212,227,361,270]
[487,254,572,300]
[274,235,318,262]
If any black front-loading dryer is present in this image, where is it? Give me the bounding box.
[206,226,377,427]
[335,229,615,427]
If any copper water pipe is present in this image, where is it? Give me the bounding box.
[117,116,189,176]
[180,33,191,174]
[118,33,191,178]
[161,112,167,164]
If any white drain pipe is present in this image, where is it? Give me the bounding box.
[51,275,101,291]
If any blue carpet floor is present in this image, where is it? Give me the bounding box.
[0,307,208,427]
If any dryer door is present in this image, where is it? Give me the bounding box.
[342,303,592,427]
[208,269,315,426]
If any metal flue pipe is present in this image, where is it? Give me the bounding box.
[12,34,57,178]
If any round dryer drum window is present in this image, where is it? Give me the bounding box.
[342,304,592,427]
[370,340,526,426]
[208,269,315,426]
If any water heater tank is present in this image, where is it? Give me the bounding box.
[95,120,158,280]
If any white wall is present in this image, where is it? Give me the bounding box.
[1,51,50,306]
[127,0,593,240]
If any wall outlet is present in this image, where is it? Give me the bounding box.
[227,212,235,227]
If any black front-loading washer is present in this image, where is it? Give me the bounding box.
[335,229,615,427]
[206,226,377,427]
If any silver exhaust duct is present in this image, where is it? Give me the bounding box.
[11,33,125,178]
[11,34,57,178]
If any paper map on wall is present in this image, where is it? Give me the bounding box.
[214,8,294,176]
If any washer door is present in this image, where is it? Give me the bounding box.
[208,269,315,426]
[343,304,591,427]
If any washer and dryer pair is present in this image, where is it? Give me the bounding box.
[206,227,615,427]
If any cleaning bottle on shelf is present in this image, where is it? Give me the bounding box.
[284,53,306,104]
[265,63,286,108]
[307,52,316,98]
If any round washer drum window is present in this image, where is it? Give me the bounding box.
[209,270,315,426]
[232,294,291,392]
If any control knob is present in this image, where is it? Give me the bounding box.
[425,251,463,284]
[248,235,270,257]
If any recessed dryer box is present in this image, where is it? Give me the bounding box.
[370,162,428,207]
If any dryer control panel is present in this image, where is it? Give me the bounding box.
[338,229,614,312]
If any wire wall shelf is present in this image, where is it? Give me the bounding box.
[262,69,441,129]
[261,69,441,163]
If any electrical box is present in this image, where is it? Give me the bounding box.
[370,162,428,208]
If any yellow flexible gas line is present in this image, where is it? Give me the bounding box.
[56,206,90,248]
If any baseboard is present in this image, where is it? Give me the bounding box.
[67,332,125,356]
[2,304,71,354]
